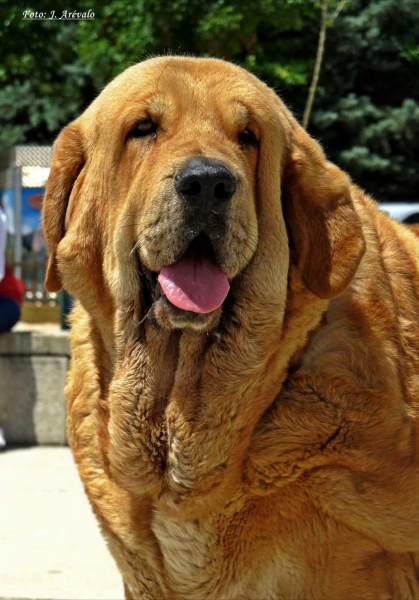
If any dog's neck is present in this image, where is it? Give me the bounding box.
[82,265,328,508]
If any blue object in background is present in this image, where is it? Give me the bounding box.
[1,187,44,235]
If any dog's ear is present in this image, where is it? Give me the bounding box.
[42,121,85,292]
[281,117,365,300]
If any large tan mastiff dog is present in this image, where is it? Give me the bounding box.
[43,57,419,599]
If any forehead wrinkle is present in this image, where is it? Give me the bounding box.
[231,102,251,128]
[149,72,212,123]
[214,101,252,134]
[147,95,173,119]
[146,70,257,132]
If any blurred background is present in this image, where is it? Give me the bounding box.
[1,0,419,324]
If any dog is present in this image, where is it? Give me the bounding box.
[42,57,419,599]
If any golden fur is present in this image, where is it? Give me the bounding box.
[42,57,419,599]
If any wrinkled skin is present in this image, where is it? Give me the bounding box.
[43,57,419,599]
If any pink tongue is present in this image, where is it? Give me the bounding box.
[158,253,229,314]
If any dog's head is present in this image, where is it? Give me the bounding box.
[43,57,365,333]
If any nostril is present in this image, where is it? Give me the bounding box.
[182,180,201,197]
[214,182,233,201]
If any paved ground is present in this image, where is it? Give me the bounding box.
[0,446,123,600]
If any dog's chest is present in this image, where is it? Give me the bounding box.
[151,502,304,600]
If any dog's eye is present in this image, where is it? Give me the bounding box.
[238,128,257,148]
[128,119,157,139]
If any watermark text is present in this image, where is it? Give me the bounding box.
[22,10,95,20]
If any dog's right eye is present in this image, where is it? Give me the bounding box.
[128,119,157,139]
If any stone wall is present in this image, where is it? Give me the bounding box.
[0,327,70,445]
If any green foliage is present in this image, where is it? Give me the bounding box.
[1,0,418,198]
[310,0,419,199]
[75,0,317,87]
[0,1,95,146]
[314,97,419,199]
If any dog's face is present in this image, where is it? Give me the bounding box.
[43,57,365,333]
[110,59,264,330]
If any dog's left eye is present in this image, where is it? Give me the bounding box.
[128,119,157,139]
[238,128,257,147]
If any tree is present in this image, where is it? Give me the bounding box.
[1,0,418,199]
[75,0,318,88]
[302,0,348,129]
[310,0,419,199]
[1,0,317,145]
[0,0,96,147]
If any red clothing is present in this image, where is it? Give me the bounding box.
[0,266,24,305]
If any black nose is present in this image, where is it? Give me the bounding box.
[175,158,236,211]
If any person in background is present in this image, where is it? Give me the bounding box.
[0,201,24,333]
[0,200,24,449]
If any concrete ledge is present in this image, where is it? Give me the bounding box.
[0,329,69,356]
[0,327,70,445]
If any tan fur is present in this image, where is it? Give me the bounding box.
[42,57,419,599]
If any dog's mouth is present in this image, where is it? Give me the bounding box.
[140,233,230,328]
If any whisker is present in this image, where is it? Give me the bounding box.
[130,239,142,258]
[136,306,153,326]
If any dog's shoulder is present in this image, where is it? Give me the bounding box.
[298,185,419,408]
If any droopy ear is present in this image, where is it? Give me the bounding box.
[42,121,85,292]
[281,117,365,300]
